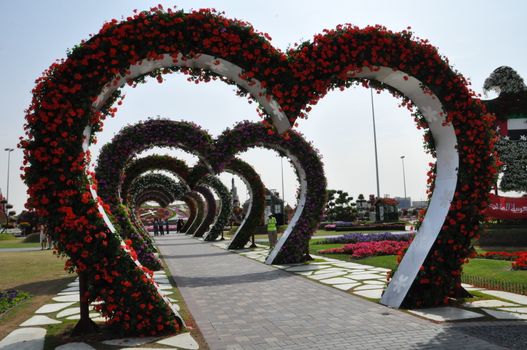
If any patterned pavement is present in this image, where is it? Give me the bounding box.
[157,235,513,350]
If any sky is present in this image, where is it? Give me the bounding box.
[0,0,526,213]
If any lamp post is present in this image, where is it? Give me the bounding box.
[4,148,14,204]
[400,155,407,199]
[280,156,286,224]
[370,89,380,198]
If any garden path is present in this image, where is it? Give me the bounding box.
[157,235,518,350]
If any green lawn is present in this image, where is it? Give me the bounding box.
[0,237,40,249]
[0,251,74,340]
[311,241,527,292]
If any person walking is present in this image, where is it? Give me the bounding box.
[159,218,165,236]
[165,219,170,235]
[39,224,47,250]
[153,219,159,236]
[177,218,184,233]
[267,214,277,249]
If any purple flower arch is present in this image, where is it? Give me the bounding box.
[212,121,327,264]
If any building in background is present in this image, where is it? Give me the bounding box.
[265,189,285,225]
[395,197,411,210]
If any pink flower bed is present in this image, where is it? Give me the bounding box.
[319,240,410,259]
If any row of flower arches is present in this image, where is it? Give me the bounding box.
[22,6,496,335]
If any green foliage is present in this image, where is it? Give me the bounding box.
[324,189,356,221]
[23,233,40,243]
[496,137,527,193]
[0,289,31,313]
[0,233,15,241]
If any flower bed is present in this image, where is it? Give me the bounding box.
[513,255,527,270]
[315,232,414,245]
[0,289,30,314]
[319,240,410,259]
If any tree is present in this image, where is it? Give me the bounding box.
[495,137,527,193]
[324,189,356,221]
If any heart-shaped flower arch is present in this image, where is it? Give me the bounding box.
[134,189,173,208]
[180,192,205,235]
[22,6,497,333]
[191,185,216,238]
[122,155,265,247]
[212,121,327,264]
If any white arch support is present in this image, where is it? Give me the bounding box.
[351,67,459,308]
[92,53,291,134]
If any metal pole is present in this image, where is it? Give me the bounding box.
[370,89,380,198]
[401,155,407,199]
[4,148,14,204]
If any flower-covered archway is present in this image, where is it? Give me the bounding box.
[197,174,232,241]
[191,185,216,238]
[126,173,187,209]
[213,121,327,265]
[122,155,191,199]
[134,189,173,208]
[180,192,204,234]
[223,159,266,249]
[22,7,496,332]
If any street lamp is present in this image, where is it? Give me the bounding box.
[400,155,407,199]
[280,155,286,224]
[4,148,14,205]
[370,88,380,198]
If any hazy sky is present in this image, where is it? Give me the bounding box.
[1,1,526,213]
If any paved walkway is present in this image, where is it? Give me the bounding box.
[157,235,507,350]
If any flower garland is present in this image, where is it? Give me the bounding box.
[212,121,327,264]
[199,174,232,241]
[122,155,191,199]
[223,158,265,249]
[191,186,216,238]
[180,192,203,234]
[21,5,496,325]
[134,189,172,208]
[93,119,213,269]
[126,173,187,208]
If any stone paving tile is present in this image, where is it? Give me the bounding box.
[480,290,527,305]
[0,327,46,350]
[408,307,486,322]
[157,235,505,350]
[306,271,348,280]
[351,289,384,299]
[482,309,527,320]
[498,306,527,314]
[463,300,519,308]
[34,302,75,314]
[20,315,61,327]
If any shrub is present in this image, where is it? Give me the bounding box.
[0,233,15,241]
[0,289,30,313]
[23,232,40,243]
[319,240,410,259]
